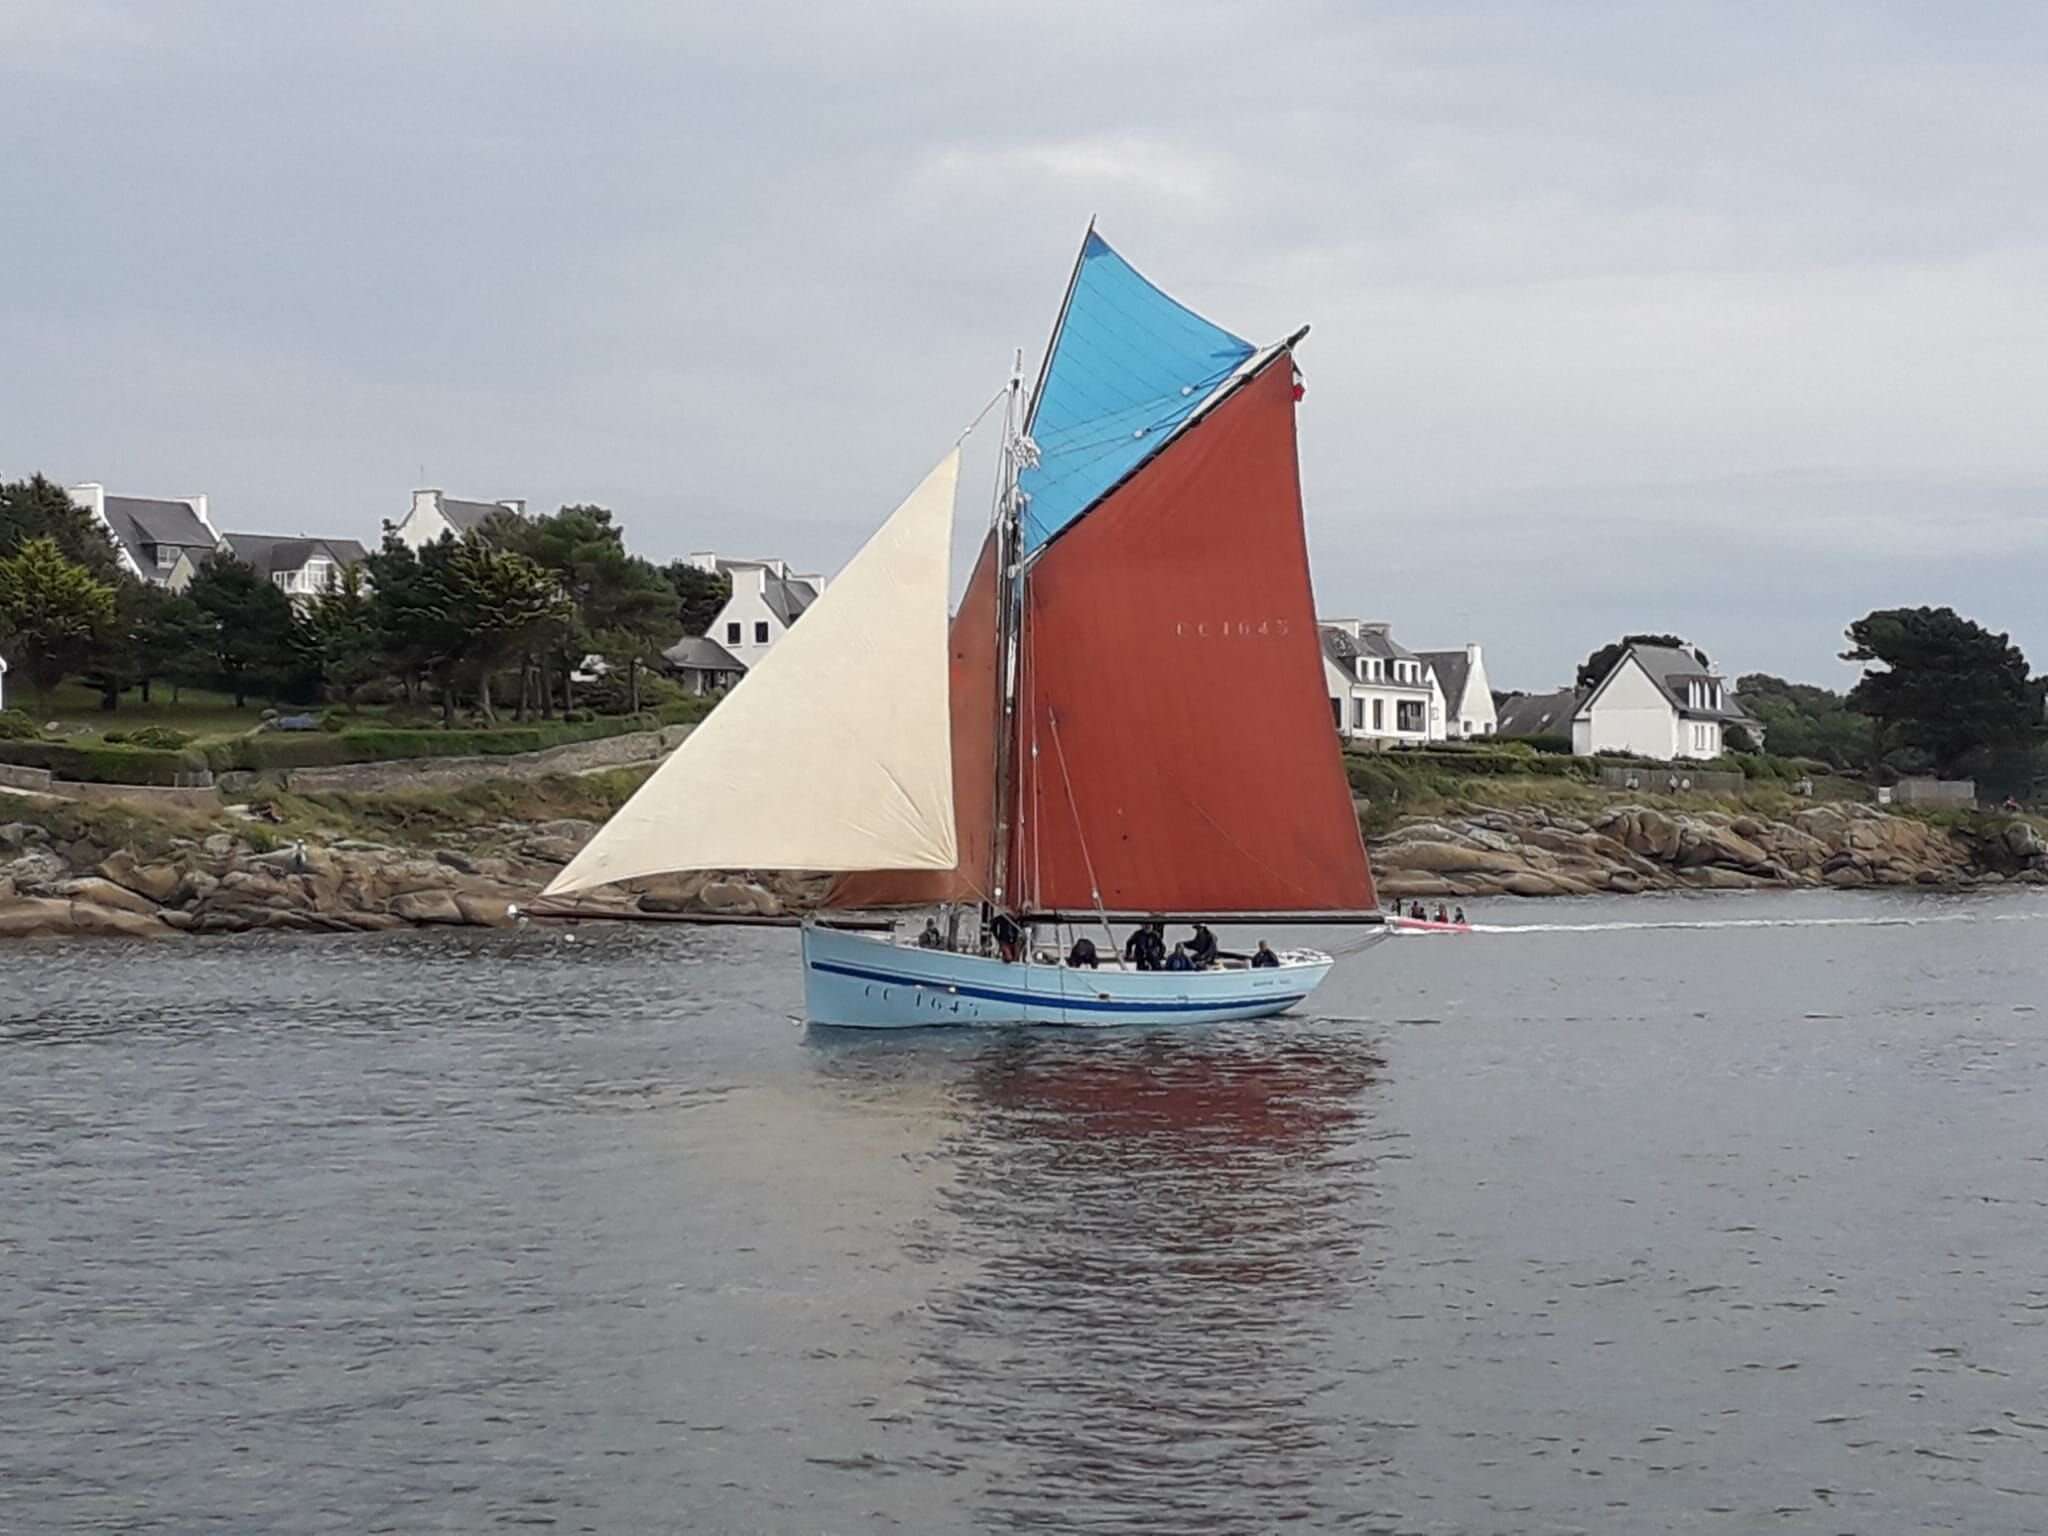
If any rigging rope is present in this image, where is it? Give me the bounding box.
[1046,706,1118,958]
[954,382,1011,447]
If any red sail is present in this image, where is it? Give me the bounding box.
[825,531,1000,908]
[1011,357,1376,916]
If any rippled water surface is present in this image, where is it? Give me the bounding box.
[5,889,2047,1533]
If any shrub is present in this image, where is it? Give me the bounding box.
[127,725,195,750]
[0,709,37,741]
[0,739,208,785]
[205,710,689,775]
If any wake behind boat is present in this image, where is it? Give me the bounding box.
[541,229,1385,1027]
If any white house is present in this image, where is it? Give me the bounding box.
[1571,642,1759,760]
[392,489,526,551]
[186,533,371,607]
[1417,645,1498,739]
[1321,621,1441,747]
[687,552,825,669]
[68,483,220,586]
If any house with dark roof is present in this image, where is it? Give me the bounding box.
[1572,642,1761,760]
[203,533,370,605]
[1320,620,1444,747]
[68,483,220,585]
[1495,687,1582,742]
[1415,645,1498,739]
[686,552,826,669]
[661,634,747,695]
[392,489,526,551]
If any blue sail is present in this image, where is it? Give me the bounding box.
[1018,232,1256,552]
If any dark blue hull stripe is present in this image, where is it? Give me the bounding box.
[807,959,1307,1016]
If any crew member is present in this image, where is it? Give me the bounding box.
[1067,935,1099,968]
[1187,923,1218,969]
[1124,922,1165,971]
[1452,906,1466,926]
[917,917,944,949]
[989,910,1023,963]
[1251,940,1279,968]
[1164,942,1194,972]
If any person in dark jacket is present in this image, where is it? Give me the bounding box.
[1125,923,1166,971]
[1187,924,1218,969]
[1067,936,1099,968]
[1164,943,1193,972]
[1251,940,1279,968]
[918,918,944,949]
[989,910,1023,963]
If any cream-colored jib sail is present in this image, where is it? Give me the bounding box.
[544,452,962,898]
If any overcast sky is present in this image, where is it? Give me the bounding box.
[4,2,2043,689]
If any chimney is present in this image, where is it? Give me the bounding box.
[412,489,441,520]
[1466,642,1481,663]
[497,499,526,516]
[1360,621,1391,639]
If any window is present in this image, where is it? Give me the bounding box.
[155,544,178,568]
[1352,698,1365,729]
[1397,700,1425,733]
[726,622,741,644]
[1372,699,1384,731]
[1331,698,1342,729]
[754,621,770,644]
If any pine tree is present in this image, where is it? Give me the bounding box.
[0,537,118,711]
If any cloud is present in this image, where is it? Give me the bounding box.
[3,1,2045,684]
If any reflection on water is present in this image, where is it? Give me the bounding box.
[801,1024,1392,1531]
[928,1033,1384,1531]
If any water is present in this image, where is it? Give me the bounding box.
[4,888,2046,1534]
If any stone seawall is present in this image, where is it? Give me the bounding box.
[218,724,694,796]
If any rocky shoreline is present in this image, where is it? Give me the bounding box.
[0,812,827,939]
[1372,800,2048,900]
[1,798,2043,940]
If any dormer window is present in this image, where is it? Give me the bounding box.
[154,544,178,568]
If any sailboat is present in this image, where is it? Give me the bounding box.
[542,229,1383,1027]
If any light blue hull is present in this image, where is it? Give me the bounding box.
[800,923,1334,1029]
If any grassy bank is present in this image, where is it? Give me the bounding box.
[0,767,656,862]
[1,693,712,785]
[246,767,656,848]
